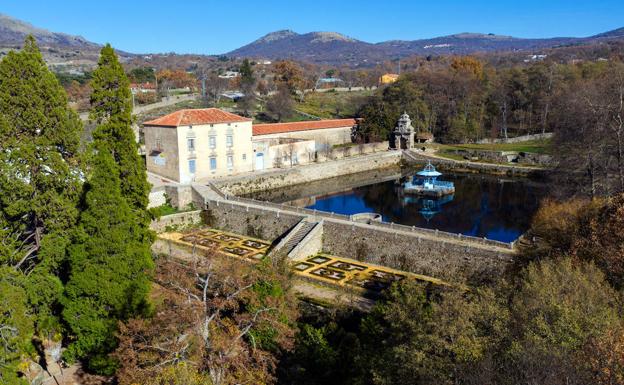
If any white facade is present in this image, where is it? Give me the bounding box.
[144,110,358,183]
[145,121,253,183]
[252,138,316,170]
[253,126,352,150]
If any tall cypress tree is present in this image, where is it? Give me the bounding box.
[89,44,150,214]
[63,145,153,374]
[0,36,82,341]
[62,44,154,373]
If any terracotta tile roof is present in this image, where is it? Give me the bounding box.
[253,118,357,136]
[143,108,251,127]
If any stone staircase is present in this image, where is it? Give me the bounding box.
[270,219,321,258]
[402,150,426,163]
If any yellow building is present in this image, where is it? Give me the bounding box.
[143,108,254,183]
[143,109,359,183]
[379,73,400,85]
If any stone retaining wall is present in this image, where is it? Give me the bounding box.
[476,132,552,144]
[322,220,512,282]
[204,201,304,241]
[148,186,167,208]
[403,151,546,177]
[214,151,401,195]
[318,141,389,162]
[150,210,203,233]
[202,199,514,282]
[444,149,553,167]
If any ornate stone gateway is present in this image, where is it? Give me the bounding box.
[391,112,415,150]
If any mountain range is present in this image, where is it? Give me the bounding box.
[0,13,132,69]
[227,28,624,65]
[0,13,100,50]
[1,13,623,67]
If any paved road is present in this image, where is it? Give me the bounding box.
[79,93,199,122]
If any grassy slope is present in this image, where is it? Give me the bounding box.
[295,90,373,119]
[136,90,372,125]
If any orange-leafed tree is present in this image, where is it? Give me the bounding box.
[451,56,485,80]
[273,60,305,95]
[156,69,197,90]
[584,324,624,385]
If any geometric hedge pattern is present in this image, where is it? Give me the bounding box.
[161,228,445,295]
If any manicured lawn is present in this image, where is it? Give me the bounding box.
[151,203,179,217]
[150,202,197,217]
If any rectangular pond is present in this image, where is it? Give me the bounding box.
[246,168,548,243]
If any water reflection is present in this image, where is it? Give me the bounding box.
[302,173,547,243]
[400,195,455,222]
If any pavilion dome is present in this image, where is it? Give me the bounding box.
[416,162,442,177]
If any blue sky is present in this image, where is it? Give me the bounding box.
[2,0,623,54]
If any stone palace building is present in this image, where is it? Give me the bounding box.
[143,108,357,183]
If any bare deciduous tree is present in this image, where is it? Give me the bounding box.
[115,253,297,385]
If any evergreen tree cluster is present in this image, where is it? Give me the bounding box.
[0,37,153,381]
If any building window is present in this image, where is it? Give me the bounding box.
[209,136,216,149]
[155,137,162,150]
[227,155,233,169]
[293,153,299,164]
[210,157,217,170]
[242,153,247,161]
[188,159,196,174]
[226,135,233,148]
[187,138,195,151]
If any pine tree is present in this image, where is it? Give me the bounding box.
[63,145,153,374]
[240,58,254,87]
[89,44,150,214]
[0,35,82,343]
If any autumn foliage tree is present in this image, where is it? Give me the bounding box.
[349,258,622,385]
[524,193,624,289]
[115,255,297,385]
[273,60,306,97]
[156,69,197,94]
[584,324,624,385]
